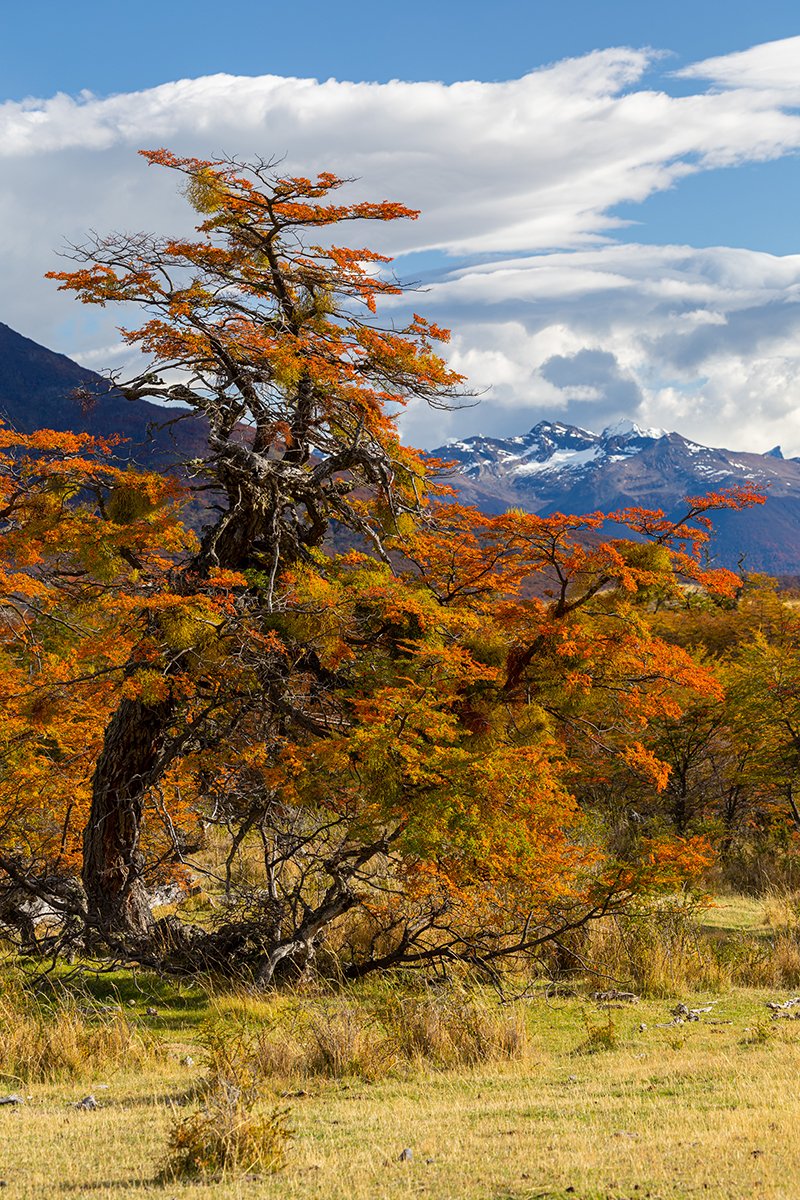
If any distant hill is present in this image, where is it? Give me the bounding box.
[0,322,207,467]
[3,321,799,573]
[432,419,800,574]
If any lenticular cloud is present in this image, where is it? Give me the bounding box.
[3,44,800,256]
[2,38,800,451]
[677,35,800,98]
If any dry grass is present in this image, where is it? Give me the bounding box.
[376,986,529,1067]
[0,982,158,1084]
[762,887,800,931]
[559,897,800,997]
[701,892,770,932]
[159,1089,291,1181]
[569,907,734,997]
[198,984,530,1082]
[5,894,800,1197]
[4,989,800,1199]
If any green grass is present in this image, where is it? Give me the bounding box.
[698,893,771,933]
[21,964,211,1031]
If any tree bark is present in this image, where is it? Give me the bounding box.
[81,480,289,942]
[82,696,172,940]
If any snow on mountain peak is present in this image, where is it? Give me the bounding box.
[602,418,667,441]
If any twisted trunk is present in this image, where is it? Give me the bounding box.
[82,697,172,940]
[81,452,322,942]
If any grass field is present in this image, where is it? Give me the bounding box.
[3,896,800,1199]
[2,986,800,1199]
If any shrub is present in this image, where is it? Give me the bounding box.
[199,983,530,1086]
[574,908,732,997]
[740,1020,773,1047]
[573,1013,619,1055]
[159,1091,291,1182]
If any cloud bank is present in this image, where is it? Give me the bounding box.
[405,242,800,453]
[2,38,800,451]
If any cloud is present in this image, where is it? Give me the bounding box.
[539,348,644,426]
[2,40,800,451]
[405,242,800,454]
[677,36,800,98]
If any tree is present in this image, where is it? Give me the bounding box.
[25,149,764,980]
[638,579,800,887]
[47,150,465,940]
[0,425,192,947]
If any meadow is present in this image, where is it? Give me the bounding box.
[3,895,800,1200]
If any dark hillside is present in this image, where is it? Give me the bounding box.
[0,322,208,468]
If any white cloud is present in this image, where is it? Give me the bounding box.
[677,35,800,97]
[2,39,800,451]
[403,242,800,454]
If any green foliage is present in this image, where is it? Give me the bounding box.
[106,482,159,524]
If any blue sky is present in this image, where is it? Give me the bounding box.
[2,3,800,452]
[4,1,799,94]
[4,1,799,254]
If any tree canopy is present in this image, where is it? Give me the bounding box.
[0,151,774,982]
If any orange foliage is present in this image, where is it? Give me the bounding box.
[10,148,766,968]
[0,426,201,871]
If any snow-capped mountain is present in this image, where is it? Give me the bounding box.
[441,419,667,483]
[431,419,800,574]
[3,316,800,574]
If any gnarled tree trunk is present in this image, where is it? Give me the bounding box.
[82,696,172,940]
[81,478,294,942]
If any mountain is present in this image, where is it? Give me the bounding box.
[0,322,207,466]
[3,321,800,573]
[432,418,800,574]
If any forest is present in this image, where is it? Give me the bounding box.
[2,150,800,1197]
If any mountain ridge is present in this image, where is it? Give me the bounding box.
[0,321,207,466]
[1,321,798,573]
[431,418,800,573]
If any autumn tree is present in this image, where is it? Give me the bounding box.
[0,426,193,947]
[624,578,800,887]
[23,148,766,981]
[711,609,800,885]
[47,150,465,940]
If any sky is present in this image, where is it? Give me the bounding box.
[2,1,800,452]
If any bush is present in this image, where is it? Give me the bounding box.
[550,895,800,995]
[159,1016,293,1182]
[572,907,732,997]
[159,1091,291,1182]
[306,1003,395,1079]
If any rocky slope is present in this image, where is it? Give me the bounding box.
[0,322,207,467]
[432,419,800,573]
